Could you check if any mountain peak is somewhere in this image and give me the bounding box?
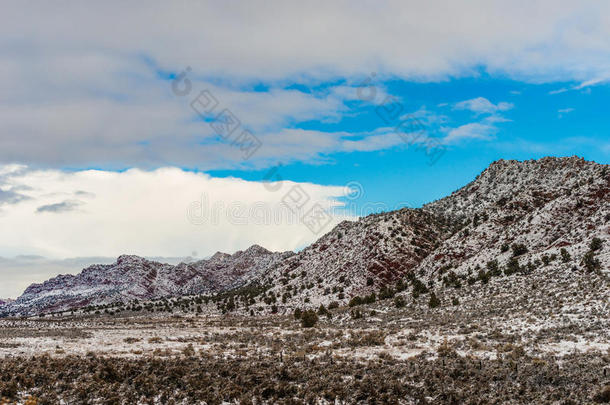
[116,254,146,266]
[210,251,230,261]
[244,244,271,255]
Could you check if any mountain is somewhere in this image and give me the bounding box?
[419,156,609,279]
[252,157,608,309]
[5,245,292,316]
[3,156,608,317]
[0,299,14,306]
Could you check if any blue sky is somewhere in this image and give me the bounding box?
[1,1,610,297]
[207,74,610,210]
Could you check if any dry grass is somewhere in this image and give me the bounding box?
[0,351,608,404]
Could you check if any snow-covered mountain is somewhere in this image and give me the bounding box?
[248,157,607,307]
[419,156,609,280]
[3,156,608,316]
[5,245,292,316]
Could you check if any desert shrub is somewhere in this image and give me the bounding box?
[394,296,406,308]
[511,243,528,257]
[0,341,604,403]
[560,248,571,263]
[363,292,376,304]
[594,385,610,403]
[477,269,490,284]
[590,237,603,252]
[486,260,501,276]
[182,344,195,357]
[500,243,510,253]
[437,339,455,357]
[1,379,18,398]
[428,292,440,308]
[378,287,395,300]
[300,310,318,328]
[348,331,386,347]
[328,301,339,310]
[366,277,374,286]
[452,297,460,306]
[443,271,462,288]
[583,251,601,272]
[504,258,521,276]
[348,296,363,307]
[411,277,428,298]
[293,308,302,320]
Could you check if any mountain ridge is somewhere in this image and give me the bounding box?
[3,156,608,317]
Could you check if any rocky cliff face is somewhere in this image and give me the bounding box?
[4,156,608,316]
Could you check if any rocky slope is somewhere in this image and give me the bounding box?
[3,156,608,317]
[419,156,609,280]
[4,245,292,316]
[238,157,607,311]
[253,208,456,308]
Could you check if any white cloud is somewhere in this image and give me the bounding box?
[443,122,497,144]
[549,73,610,94]
[454,97,514,114]
[558,107,575,118]
[0,165,352,261]
[1,2,610,168]
[0,70,363,169]
[549,87,569,95]
[3,1,609,82]
[341,132,405,152]
[573,75,610,90]
[442,98,513,144]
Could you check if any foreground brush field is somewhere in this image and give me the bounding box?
[1,270,609,405]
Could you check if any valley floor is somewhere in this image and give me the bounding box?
[1,284,609,404]
[1,267,609,404]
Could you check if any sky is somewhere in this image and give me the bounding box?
[1,1,610,297]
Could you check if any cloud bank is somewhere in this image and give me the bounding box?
[1,1,610,169]
[0,165,351,261]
